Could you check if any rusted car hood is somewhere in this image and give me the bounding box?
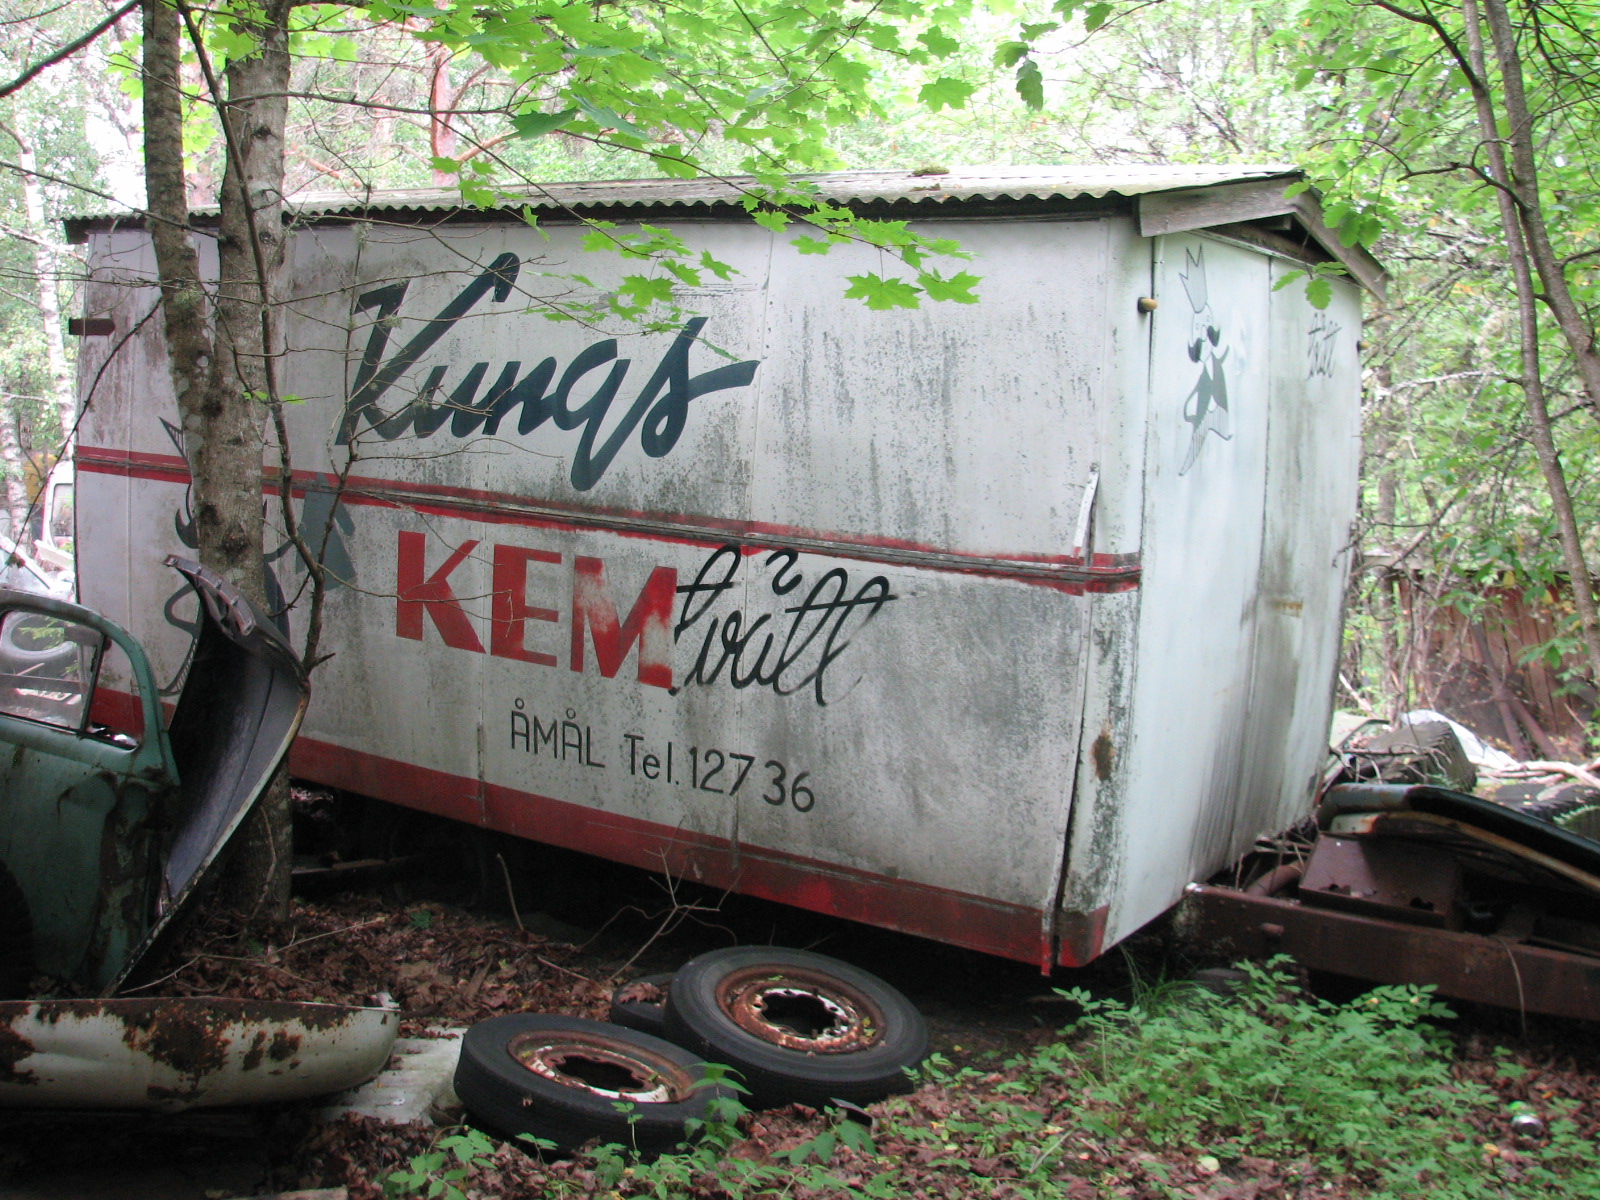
[0,997,397,1111]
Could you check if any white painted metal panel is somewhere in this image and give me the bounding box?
[1055,220,1155,961]
[72,186,1365,968]
[1236,265,1362,835]
[1102,234,1273,949]
[753,219,1109,557]
[76,213,1109,962]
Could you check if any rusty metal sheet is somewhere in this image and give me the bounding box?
[0,998,398,1111]
[1186,883,1600,1023]
[1298,835,1465,929]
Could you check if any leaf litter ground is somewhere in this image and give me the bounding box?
[2,881,1598,1199]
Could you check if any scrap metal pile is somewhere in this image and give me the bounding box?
[1189,716,1600,1021]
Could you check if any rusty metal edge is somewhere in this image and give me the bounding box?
[1184,883,1600,1023]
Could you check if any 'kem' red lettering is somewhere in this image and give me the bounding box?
[491,544,561,665]
[396,531,484,652]
[570,556,676,689]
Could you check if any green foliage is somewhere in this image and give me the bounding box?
[348,0,984,311]
[382,967,1600,1199]
[383,1126,500,1200]
[1272,262,1349,311]
[569,1073,881,1200]
[1047,963,1473,1182]
[1033,959,1600,1197]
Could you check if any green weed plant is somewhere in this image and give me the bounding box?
[386,961,1600,1199]
[1032,958,1600,1198]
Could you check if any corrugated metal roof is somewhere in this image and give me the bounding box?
[282,164,1300,218]
[65,164,1302,229]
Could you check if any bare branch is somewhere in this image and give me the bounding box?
[0,0,141,101]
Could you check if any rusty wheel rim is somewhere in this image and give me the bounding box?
[715,966,886,1054]
[507,1030,697,1103]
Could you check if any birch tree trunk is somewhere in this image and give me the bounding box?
[0,408,30,540]
[1479,0,1600,427]
[7,129,75,451]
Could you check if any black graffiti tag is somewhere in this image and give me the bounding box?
[1307,310,1342,378]
[337,254,760,491]
[673,546,897,706]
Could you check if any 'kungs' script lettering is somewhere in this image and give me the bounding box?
[337,253,761,490]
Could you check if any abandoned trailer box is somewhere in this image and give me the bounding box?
[68,166,1376,969]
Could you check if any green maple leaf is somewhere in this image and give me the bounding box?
[511,108,577,138]
[919,270,981,304]
[844,273,921,310]
[919,76,977,112]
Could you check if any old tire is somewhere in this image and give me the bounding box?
[609,973,674,1036]
[453,1014,730,1156]
[0,613,79,681]
[661,946,928,1109]
[0,858,34,999]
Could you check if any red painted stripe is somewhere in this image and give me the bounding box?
[75,445,1141,590]
[289,735,1055,967]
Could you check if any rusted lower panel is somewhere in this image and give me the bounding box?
[1186,884,1600,1022]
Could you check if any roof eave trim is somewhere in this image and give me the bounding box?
[1137,178,1388,301]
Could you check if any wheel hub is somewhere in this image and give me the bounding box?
[508,1032,693,1103]
[717,967,886,1053]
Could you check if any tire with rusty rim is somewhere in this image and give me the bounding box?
[453,1013,731,1156]
[609,973,674,1036]
[661,946,928,1109]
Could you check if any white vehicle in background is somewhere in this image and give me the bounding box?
[0,533,71,600]
[32,460,74,583]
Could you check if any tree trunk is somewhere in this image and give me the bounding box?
[143,0,296,920]
[1479,0,1600,427]
[190,5,287,597]
[1366,362,1405,712]
[7,128,75,451]
[1462,0,1600,685]
[202,0,294,921]
[0,406,30,539]
[429,42,460,185]
[141,0,210,422]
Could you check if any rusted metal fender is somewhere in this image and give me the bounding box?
[0,997,397,1111]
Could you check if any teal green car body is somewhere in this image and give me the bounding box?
[0,557,309,995]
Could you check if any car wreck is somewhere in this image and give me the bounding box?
[0,557,398,1110]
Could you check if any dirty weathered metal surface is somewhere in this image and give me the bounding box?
[0,997,398,1110]
[72,171,1364,968]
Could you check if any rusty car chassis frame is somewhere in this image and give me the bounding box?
[0,558,398,1110]
[1187,782,1600,1022]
